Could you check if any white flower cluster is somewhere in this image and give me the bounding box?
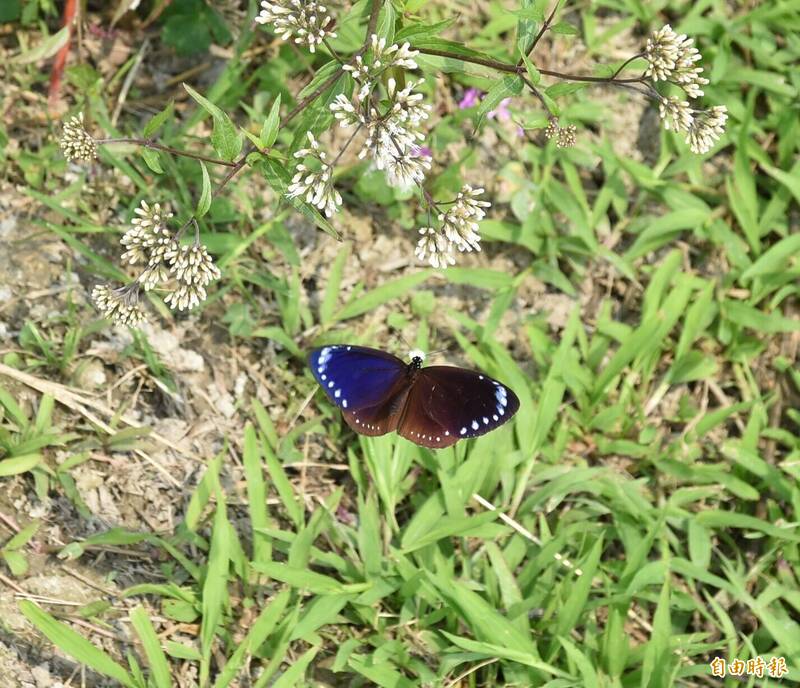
[92,284,145,326]
[332,67,432,190]
[362,79,432,189]
[343,34,420,100]
[93,200,221,323]
[645,25,708,98]
[415,185,491,269]
[255,0,335,53]
[287,132,342,217]
[657,97,728,154]
[289,37,433,213]
[165,243,221,311]
[269,22,491,269]
[644,25,728,154]
[59,112,97,163]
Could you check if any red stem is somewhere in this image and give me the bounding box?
[48,0,78,111]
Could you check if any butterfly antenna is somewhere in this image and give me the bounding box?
[426,347,449,360]
[471,493,584,578]
[388,328,413,352]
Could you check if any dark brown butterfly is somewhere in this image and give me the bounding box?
[309,345,519,448]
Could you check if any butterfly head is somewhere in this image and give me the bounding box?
[408,349,426,370]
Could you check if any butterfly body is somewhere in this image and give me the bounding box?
[309,345,519,448]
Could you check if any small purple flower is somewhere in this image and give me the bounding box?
[459,88,482,109]
[488,97,512,122]
[412,145,433,158]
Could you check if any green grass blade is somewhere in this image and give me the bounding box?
[199,483,232,687]
[243,422,271,566]
[19,601,136,687]
[129,606,171,688]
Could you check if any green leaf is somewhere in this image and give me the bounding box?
[141,148,164,174]
[13,26,70,64]
[320,242,350,325]
[243,423,271,566]
[212,589,290,688]
[196,161,212,218]
[394,19,454,43]
[477,75,524,126]
[0,454,41,477]
[183,83,242,161]
[261,94,282,148]
[19,601,135,687]
[667,351,718,384]
[441,632,568,675]
[507,7,546,20]
[143,100,174,138]
[550,20,578,35]
[336,271,431,321]
[374,3,396,44]
[515,0,540,55]
[0,384,30,427]
[558,636,599,687]
[262,437,304,528]
[740,233,800,281]
[2,551,28,576]
[520,51,541,85]
[3,519,41,550]
[722,301,800,333]
[129,607,171,688]
[165,641,202,661]
[253,562,369,595]
[199,484,232,686]
[271,645,320,688]
[696,511,800,542]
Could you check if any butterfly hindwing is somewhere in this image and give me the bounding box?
[397,366,519,448]
[309,345,407,412]
[342,382,411,437]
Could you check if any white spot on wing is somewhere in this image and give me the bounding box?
[471,420,479,430]
[460,427,467,435]
[342,400,348,408]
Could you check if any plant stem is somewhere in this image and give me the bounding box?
[323,37,345,65]
[519,76,553,117]
[415,46,645,85]
[518,1,560,65]
[330,124,364,167]
[96,138,238,167]
[610,53,644,79]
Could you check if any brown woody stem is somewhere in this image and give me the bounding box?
[96,138,238,167]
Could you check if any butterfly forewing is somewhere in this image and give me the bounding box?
[398,366,519,448]
[309,345,407,412]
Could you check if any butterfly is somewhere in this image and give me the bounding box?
[309,345,519,448]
